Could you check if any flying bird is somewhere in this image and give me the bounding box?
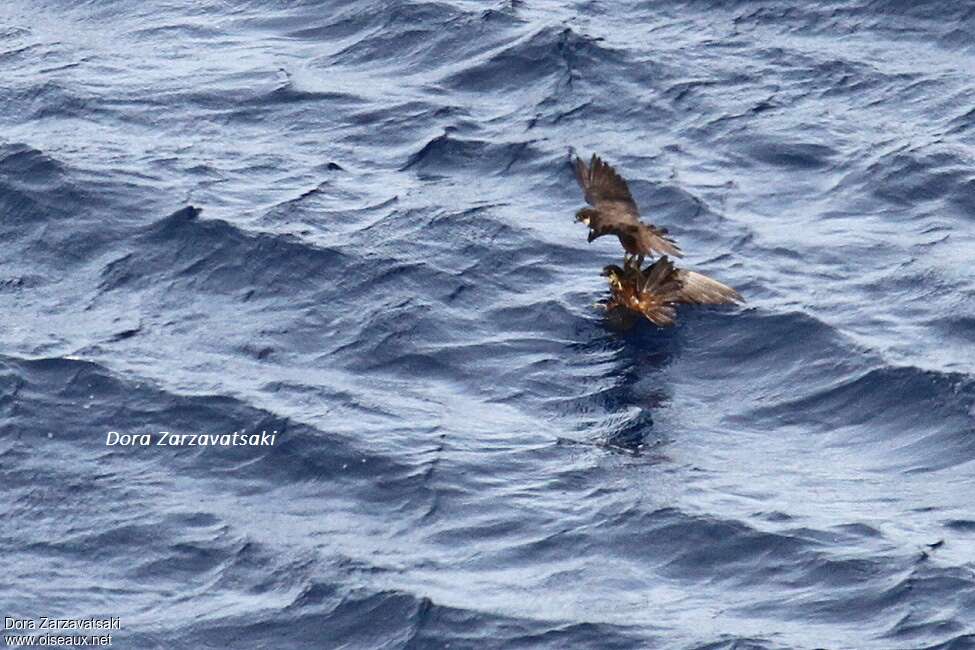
[601,257,743,327]
[574,153,681,266]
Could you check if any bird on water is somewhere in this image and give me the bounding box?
[601,257,743,327]
[573,153,742,326]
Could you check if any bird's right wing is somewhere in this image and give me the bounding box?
[575,154,637,210]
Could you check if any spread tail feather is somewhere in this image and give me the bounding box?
[637,257,682,326]
[640,303,677,327]
[640,256,683,295]
[637,223,683,258]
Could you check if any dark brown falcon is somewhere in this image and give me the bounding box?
[574,154,681,265]
[601,257,743,327]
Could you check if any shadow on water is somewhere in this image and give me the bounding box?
[562,308,683,454]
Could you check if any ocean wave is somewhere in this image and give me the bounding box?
[3,0,975,646]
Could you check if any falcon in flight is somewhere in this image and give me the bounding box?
[574,153,681,266]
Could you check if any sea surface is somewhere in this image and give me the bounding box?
[2,1,975,648]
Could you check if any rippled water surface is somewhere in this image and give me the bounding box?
[2,1,975,648]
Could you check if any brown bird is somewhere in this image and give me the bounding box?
[574,153,682,266]
[601,257,743,327]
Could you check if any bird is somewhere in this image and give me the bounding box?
[574,153,681,267]
[601,256,743,327]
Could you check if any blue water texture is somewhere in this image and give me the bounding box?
[2,1,975,648]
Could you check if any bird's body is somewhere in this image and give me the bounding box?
[602,259,682,327]
[574,154,681,265]
[602,258,743,327]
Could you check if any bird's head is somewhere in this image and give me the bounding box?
[601,264,625,290]
[575,207,597,226]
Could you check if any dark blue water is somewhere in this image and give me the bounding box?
[2,1,975,648]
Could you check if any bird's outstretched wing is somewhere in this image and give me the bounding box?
[575,154,683,258]
[675,270,743,305]
[640,262,743,305]
[603,258,742,327]
[574,154,637,210]
[640,258,743,323]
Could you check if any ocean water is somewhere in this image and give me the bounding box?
[2,1,975,648]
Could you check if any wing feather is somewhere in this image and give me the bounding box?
[640,303,677,327]
[587,154,637,206]
[673,270,743,305]
[573,156,591,199]
[640,257,682,295]
[574,155,636,209]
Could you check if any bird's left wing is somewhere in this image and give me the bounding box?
[672,270,743,305]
